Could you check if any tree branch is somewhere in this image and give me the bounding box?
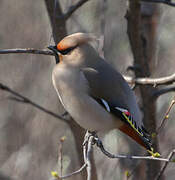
[155,149,175,180]
[0,83,68,122]
[126,1,162,178]
[141,0,175,7]
[156,98,175,134]
[44,0,67,43]
[62,0,90,20]
[95,136,173,162]
[0,48,54,56]
[152,85,175,98]
[124,73,175,85]
[52,163,87,179]
[51,131,94,180]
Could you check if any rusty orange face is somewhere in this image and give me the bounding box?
[57,42,69,52]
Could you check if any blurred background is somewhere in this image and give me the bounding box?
[0,0,175,179]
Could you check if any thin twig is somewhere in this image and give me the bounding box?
[58,163,87,179]
[58,137,66,176]
[0,83,68,122]
[141,0,175,7]
[124,73,175,86]
[152,85,175,98]
[156,98,175,134]
[155,149,175,180]
[53,132,94,179]
[95,136,173,162]
[62,0,89,20]
[0,48,54,56]
[52,138,87,180]
[98,0,107,58]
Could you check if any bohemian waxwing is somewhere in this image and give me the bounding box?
[48,32,154,153]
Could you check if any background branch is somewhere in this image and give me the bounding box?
[155,149,175,180]
[0,48,54,56]
[45,0,66,43]
[127,0,161,179]
[141,0,175,7]
[0,83,68,122]
[52,164,87,179]
[62,0,89,20]
[124,73,175,85]
[51,132,94,180]
[156,98,175,134]
[152,85,175,98]
[95,136,174,162]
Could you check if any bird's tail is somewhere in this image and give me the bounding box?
[119,124,152,150]
[119,124,160,157]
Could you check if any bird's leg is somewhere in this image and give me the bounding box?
[83,130,97,146]
[83,131,96,164]
[93,134,103,147]
[83,131,100,147]
[83,131,89,146]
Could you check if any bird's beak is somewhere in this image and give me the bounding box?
[47,45,57,51]
[47,45,60,64]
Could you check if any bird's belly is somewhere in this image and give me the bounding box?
[59,92,122,131]
[52,67,123,131]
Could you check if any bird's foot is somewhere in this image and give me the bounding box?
[147,148,161,157]
[83,130,97,146]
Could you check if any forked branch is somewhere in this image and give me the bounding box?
[0,83,68,122]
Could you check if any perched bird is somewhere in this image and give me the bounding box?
[48,33,154,154]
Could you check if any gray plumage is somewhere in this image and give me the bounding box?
[49,33,152,151]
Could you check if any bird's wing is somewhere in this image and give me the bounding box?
[82,67,152,151]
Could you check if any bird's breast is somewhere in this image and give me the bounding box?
[52,66,121,131]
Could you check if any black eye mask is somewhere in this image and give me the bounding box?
[59,45,77,55]
[47,45,77,64]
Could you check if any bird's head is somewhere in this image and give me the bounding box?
[48,32,98,65]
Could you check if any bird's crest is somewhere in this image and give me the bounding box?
[57,32,97,52]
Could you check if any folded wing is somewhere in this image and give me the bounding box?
[82,66,152,151]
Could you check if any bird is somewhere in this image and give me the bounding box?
[48,32,155,155]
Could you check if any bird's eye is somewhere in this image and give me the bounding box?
[59,46,77,55]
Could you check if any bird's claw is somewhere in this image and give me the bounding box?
[83,131,97,146]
